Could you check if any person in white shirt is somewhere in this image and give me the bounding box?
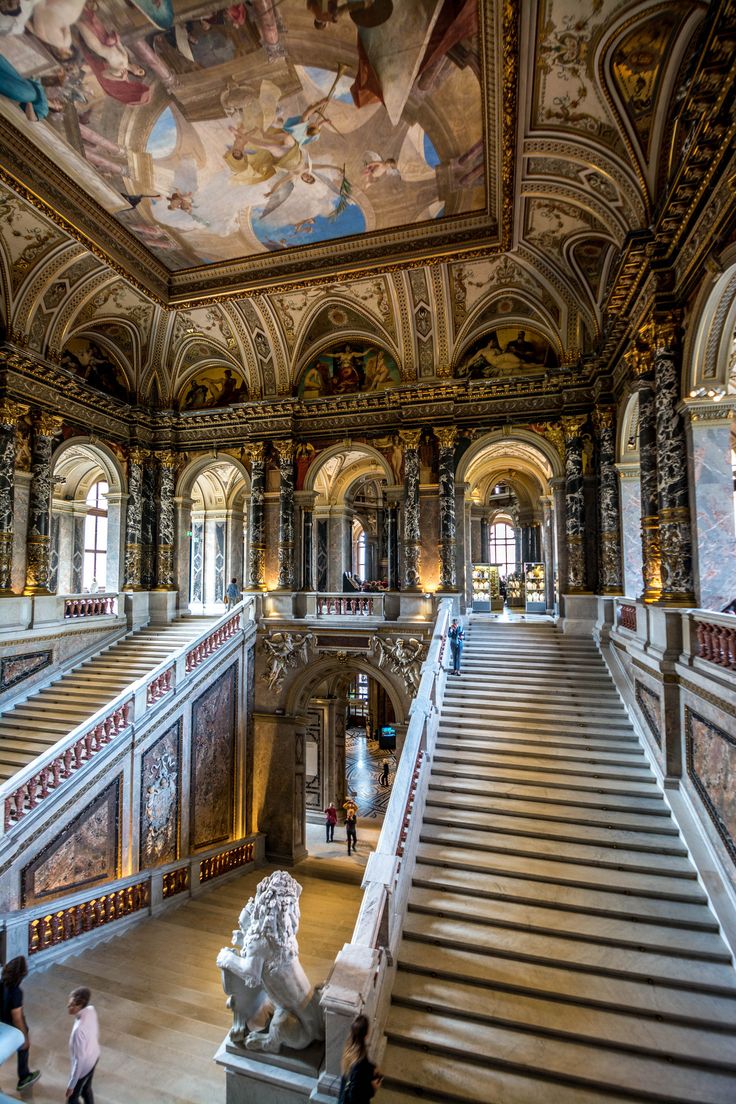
[66,987,100,1103]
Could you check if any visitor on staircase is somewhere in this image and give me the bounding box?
[66,987,100,1104]
[339,1014,383,1103]
[1,956,40,1092]
[447,618,464,675]
[325,802,337,842]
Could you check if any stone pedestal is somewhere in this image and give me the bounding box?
[215,1039,321,1104]
[124,590,151,630]
[560,593,599,635]
[149,590,177,624]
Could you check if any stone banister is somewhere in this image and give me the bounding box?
[690,610,736,673]
[314,592,384,617]
[0,600,252,837]
[63,593,117,619]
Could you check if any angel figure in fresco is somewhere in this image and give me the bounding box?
[257,157,353,229]
[362,152,401,187]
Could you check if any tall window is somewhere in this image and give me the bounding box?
[489,521,516,576]
[353,523,367,580]
[84,481,108,590]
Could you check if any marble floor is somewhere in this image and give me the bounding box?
[0,865,363,1104]
[345,726,395,820]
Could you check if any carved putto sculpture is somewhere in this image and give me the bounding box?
[216,870,324,1054]
[262,631,314,693]
[370,635,425,695]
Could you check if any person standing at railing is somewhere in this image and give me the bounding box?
[447,618,465,675]
[0,956,40,1092]
[225,578,240,609]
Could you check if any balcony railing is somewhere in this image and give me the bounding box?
[617,602,637,631]
[695,614,736,672]
[63,594,117,619]
[315,592,384,617]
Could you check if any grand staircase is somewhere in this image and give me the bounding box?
[0,617,218,784]
[381,619,736,1103]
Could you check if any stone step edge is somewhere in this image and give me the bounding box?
[427,783,671,816]
[423,797,680,835]
[430,769,657,798]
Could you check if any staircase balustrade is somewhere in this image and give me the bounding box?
[695,615,736,671]
[315,592,381,617]
[63,594,117,619]
[617,602,637,631]
[0,600,252,838]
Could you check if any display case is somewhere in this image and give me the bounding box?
[506,572,523,608]
[472,564,502,611]
[524,562,546,612]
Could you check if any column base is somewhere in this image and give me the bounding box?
[22,586,53,597]
[655,593,697,608]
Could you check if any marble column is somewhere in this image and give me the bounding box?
[123,448,146,590]
[683,398,736,612]
[632,341,663,602]
[654,316,695,604]
[295,490,316,590]
[386,495,400,590]
[274,440,296,590]
[540,495,554,609]
[71,508,86,594]
[399,430,422,590]
[155,451,177,590]
[247,443,266,590]
[435,426,458,590]
[561,415,588,592]
[593,408,623,594]
[174,494,193,602]
[53,500,75,594]
[141,462,156,591]
[616,463,643,599]
[24,413,63,595]
[479,516,488,563]
[0,400,28,594]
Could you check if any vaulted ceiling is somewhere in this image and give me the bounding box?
[0,0,732,410]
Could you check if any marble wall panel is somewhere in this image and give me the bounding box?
[686,708,736,865]
[635,679,662,747]
[0,650,52,690]
[139,722,180,869]
[190,664,236,850]
[690,422,736,612]
[619,477,643,598]
[21,779,120,906]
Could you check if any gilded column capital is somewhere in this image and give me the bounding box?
[128,446,149,466]
[273,439,296,463]
[156,450,178,468]
[433,426,458,450]
[246,442,266,464]
[35,413,63,438]
[0,400,28,427]
[539,422,565,460]
[561,414,587,441]
[398,429,422,450]
[592,408,615,434]
[653,311,682,354]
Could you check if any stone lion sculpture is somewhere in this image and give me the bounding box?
[216,870,324,1054]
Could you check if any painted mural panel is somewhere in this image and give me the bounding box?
[179,365,248,409]
[21,779,120,906]
[190,663,236,850]
[296,343,400,399]
[0,649,52,690]
[0,1,483,270]
[139,722,180,869]
[456,325,559,379]
[686,709,736,864]
[61,336,132,402]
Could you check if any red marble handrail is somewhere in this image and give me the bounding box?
[618,603,637,631]
[147,665,173,704]
[316,595,376,616]
[696,618,736,671]
[4,698,133,831]
[28,879,150,956]
[64,595,116,618]
[185,611,241,673]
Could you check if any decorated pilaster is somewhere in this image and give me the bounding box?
[155,451,177,590]
[653,314,695,604]
[435,426,458,590]
[631,337,662,602]
[479,516,488,563]
[123,447,147,590]
[399,430,422,590]
[0,400,28,594]
[23,413,63,595]
[247,442,266,590]
[616,463,643,599]
[274,439,295,590]
[593,408,623,594]
[561,415,588,592]
[385,487,401,590]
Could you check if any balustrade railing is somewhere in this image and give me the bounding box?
[0,600,251,839]
[315,593,382,616]
[695,615,736,671]
[617,602,637,631]
[63,594,117,619]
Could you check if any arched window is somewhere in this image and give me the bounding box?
[356,529,367,579]
[84,480,108,590]
[490,521,516,576]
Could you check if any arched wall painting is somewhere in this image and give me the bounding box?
[457,326,559,379]
[0,1,484,270]
[296,344,400,399]
[179,366,248,409]
[61,337,132,402]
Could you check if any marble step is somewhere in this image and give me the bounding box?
[440,677,621,697]
[442,688,627,712]
[424,788,677,831]
[433,746,648,774]
[428,774,669,812]
[436,730,641,751]
[419,824,696,881]
[421,807,686,856]
[10,701,103,721]
[430,761,657,794]
[434,737,646,766]
[439,703,633,729]
[437,717,632,740]
[390,969,736,1068]
[406,887,727,961]
[397,938,736,1026]
[415,842,708,904]
[402,912,736,993]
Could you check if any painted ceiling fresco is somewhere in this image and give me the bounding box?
[296,341,400,399]
[456,326,559,379]
[0,0,483,272]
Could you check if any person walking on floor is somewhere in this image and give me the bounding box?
[338,1014,383,1102]
[448,618,465,675]
[324,802,337,842]
[345,809,358,856]
[225,577,240,609]
[379,758,390,787]
[0,955,40,1092]
[66,987,100,1103]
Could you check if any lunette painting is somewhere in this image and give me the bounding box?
[0,0,483,271]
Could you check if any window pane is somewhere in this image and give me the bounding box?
[95,515,108,550]
[83,552,96,589]
[84,514,96,550]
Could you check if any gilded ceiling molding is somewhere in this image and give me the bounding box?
[429,266,451,378]
[522,138,646,227]
[253,295,289,396]
[220,303,263,399]
[11,242,88,340]
[389,273,415,382]
[45,270,117,360]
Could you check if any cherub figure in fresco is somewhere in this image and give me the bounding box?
[362,152,401,187]
[77,3,146,81]
[167,189,194,214]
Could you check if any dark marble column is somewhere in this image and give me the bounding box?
[302,511,312,589]
[653,316,695,604]
[123,447,147,590]
[593,408,623,594]
[399,430,422,590]
[632,339,663,602]
[24,413,63,596]
[435,426,458,590]
[386,500,399,590]
[479,516,488,563]
[247,442,266,590]
[141,462,156,590]
[72,512,85,594]
[561,415,588,592]
[274,440,295,590]
[155,451,177,589]
[0,400,28,594]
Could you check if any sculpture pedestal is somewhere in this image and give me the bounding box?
[215,1037,322,1104]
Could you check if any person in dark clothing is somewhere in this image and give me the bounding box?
[379,758,390,786]
[345,810,358,855]
[447,618,464,675]
[1,956,40,1092]
[324,802,337,842]
[339,1014,382,1103]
